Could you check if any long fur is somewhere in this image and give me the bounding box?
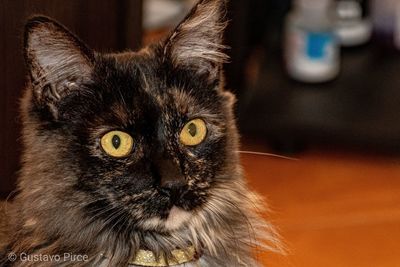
[0,1,281,266]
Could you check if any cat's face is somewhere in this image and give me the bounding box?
[23,0,237,232]
[62,52,232,231]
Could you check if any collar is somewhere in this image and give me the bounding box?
[129,246,197,266]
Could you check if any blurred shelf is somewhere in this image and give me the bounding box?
[238,44,400,153]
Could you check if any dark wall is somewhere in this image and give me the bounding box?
[0,0,143,199]
[225,0,291,94]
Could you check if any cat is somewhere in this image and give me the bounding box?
[0,0,280,266]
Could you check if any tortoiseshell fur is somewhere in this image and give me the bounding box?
[0,1,279,266]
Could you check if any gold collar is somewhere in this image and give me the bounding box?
[129,246,197,266]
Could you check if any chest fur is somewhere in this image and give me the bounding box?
[97,260,201,267]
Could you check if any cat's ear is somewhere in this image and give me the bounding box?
[163,0,229,81]
[24,16,94,112]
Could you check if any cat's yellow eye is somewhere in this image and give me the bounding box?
[101,131,133,158]
[180,119,207,146]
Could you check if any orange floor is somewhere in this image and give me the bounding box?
[241,147,400,267]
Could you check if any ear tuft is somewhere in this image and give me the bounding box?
[24,16,94,112]
[164,0,229,79]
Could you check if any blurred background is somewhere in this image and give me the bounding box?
[1,0,400,266]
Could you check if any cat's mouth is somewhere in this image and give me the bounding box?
[157,183,208,212]
[137,187,207,232]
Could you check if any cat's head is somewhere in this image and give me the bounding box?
[22,0,239,234]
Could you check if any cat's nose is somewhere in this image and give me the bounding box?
[152,158,186,191]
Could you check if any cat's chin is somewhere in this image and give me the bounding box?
[164,206,192,231]
[140,206,192,232]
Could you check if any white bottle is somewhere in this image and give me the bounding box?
[285,0,340,83]
[335,0,372,47]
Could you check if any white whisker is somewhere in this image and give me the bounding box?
[238,151,299,161]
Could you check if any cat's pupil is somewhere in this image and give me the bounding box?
[188,123,197,137]
[112,135,121,149]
